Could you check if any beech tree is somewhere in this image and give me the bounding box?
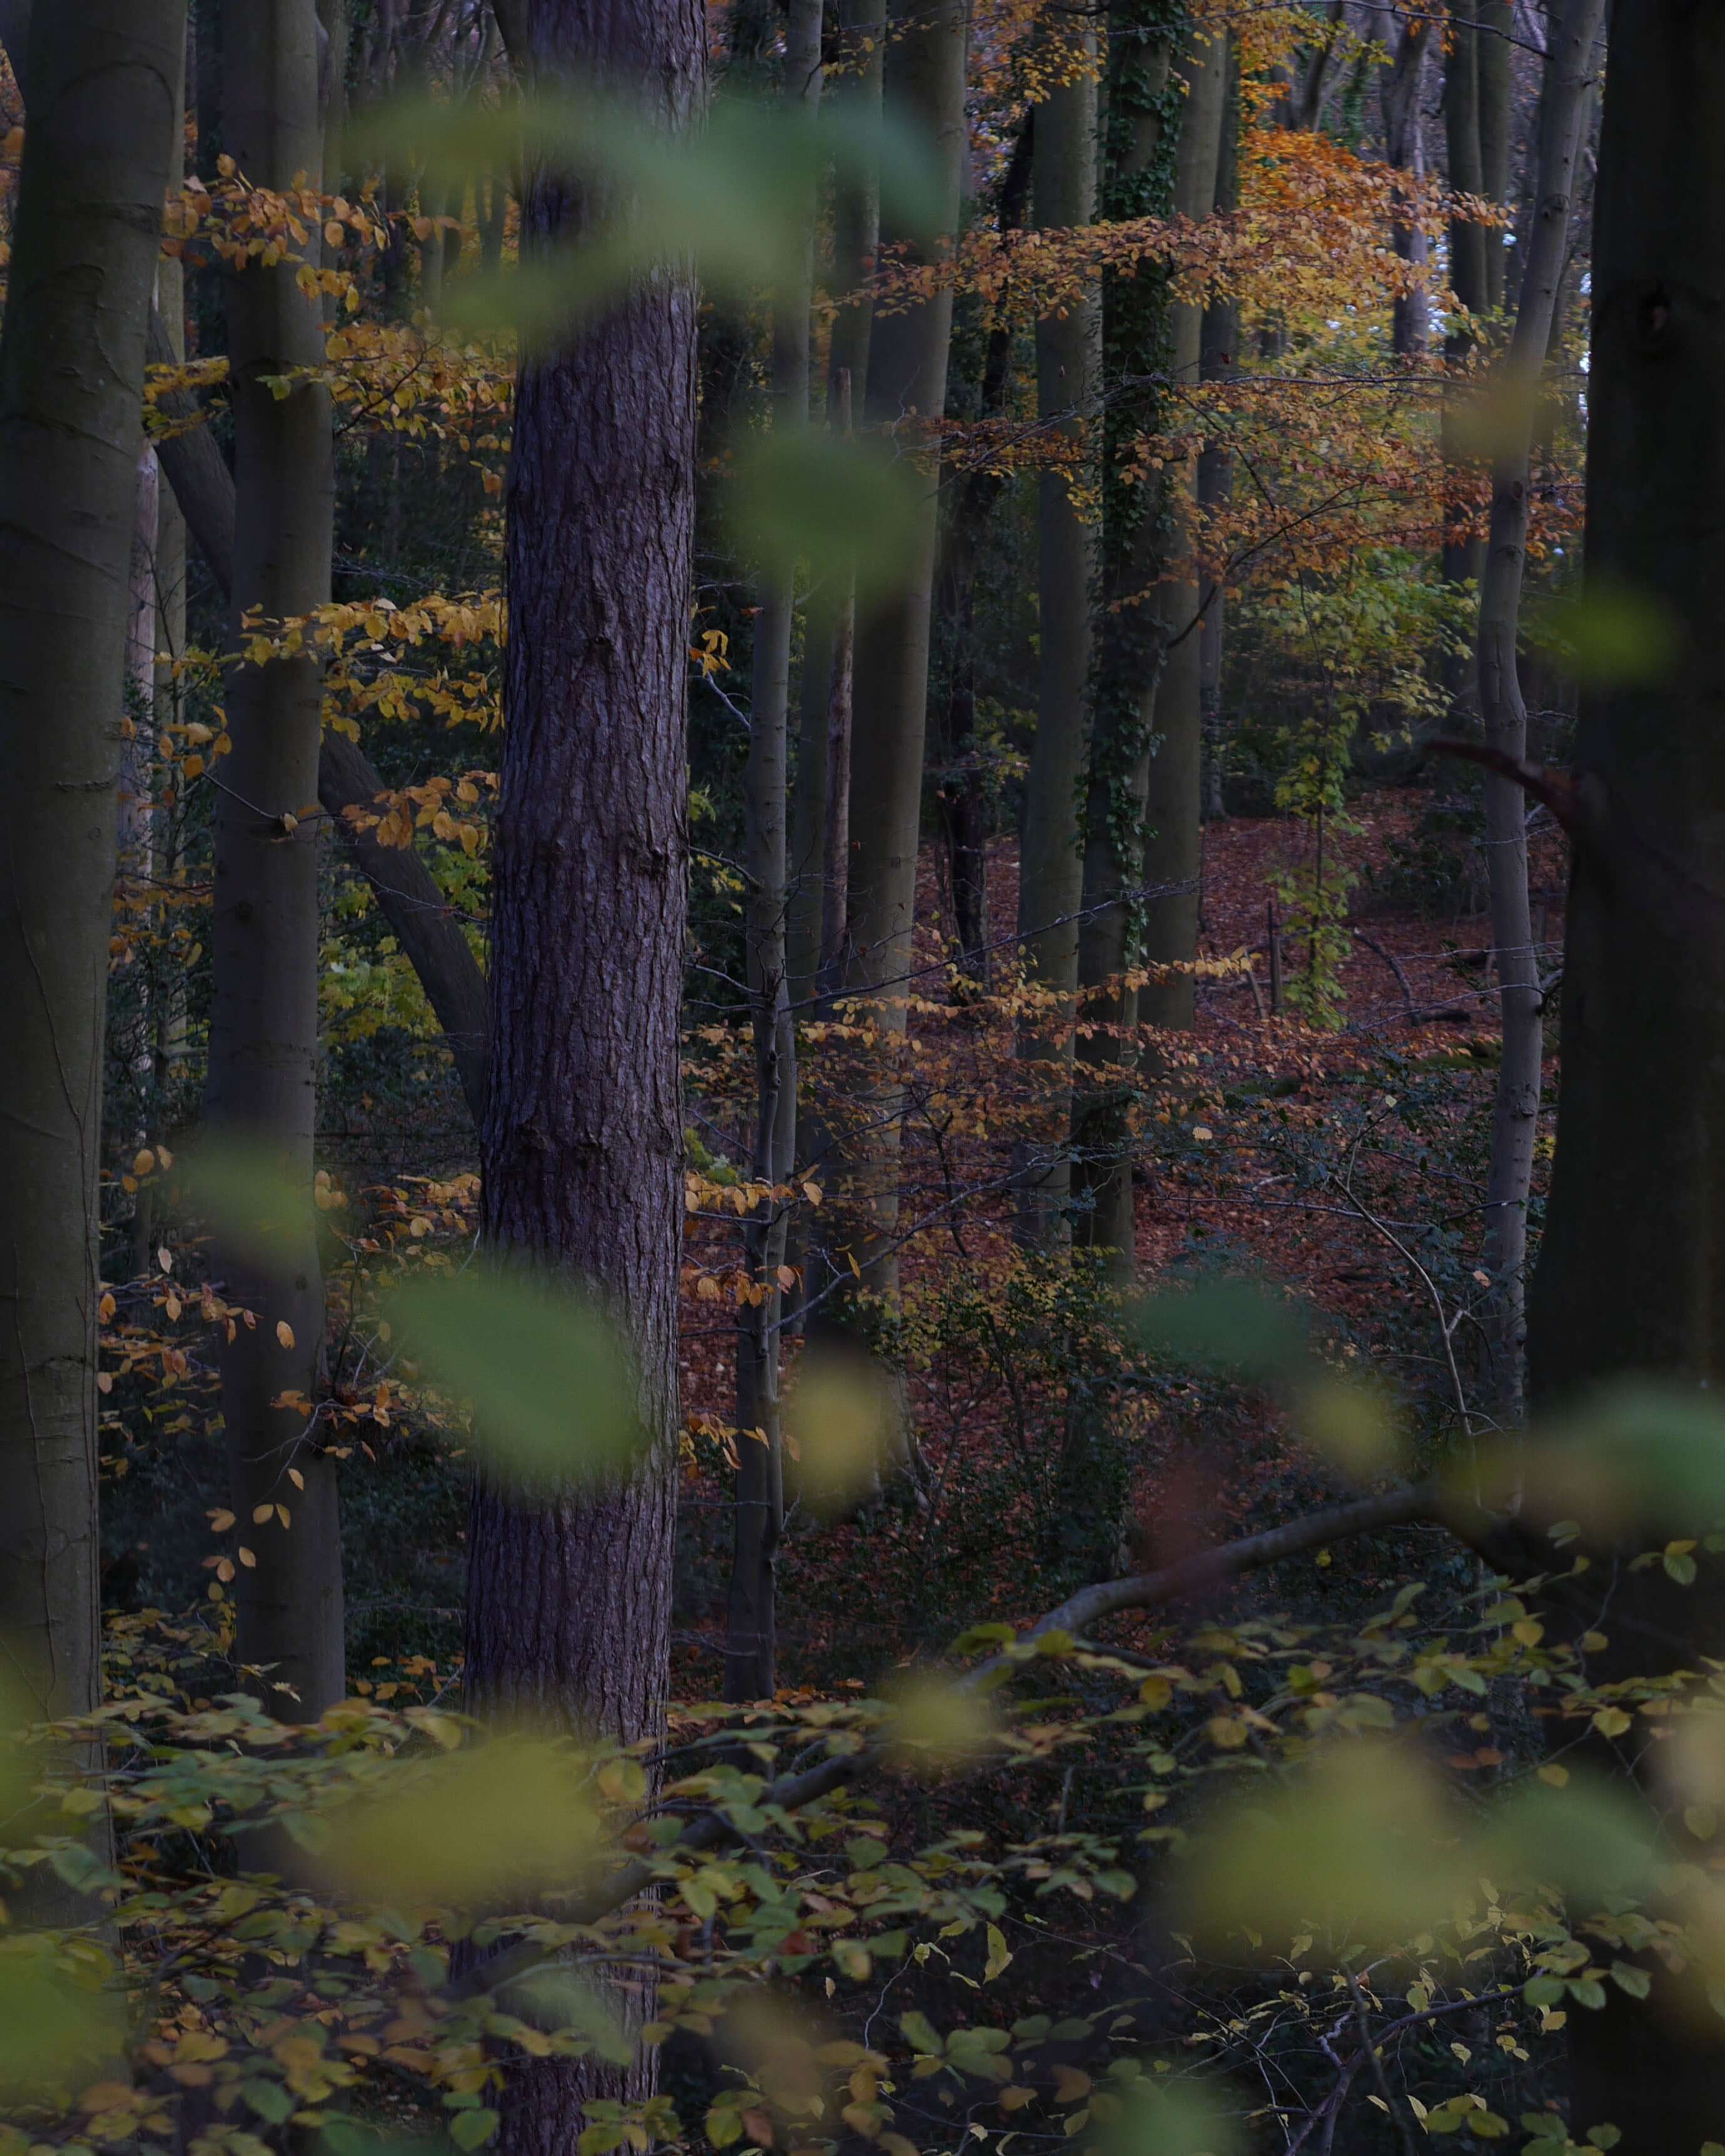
[203,0,345,1720]
[0,0,185,1724]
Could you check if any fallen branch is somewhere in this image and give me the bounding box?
[447,1477,1525,2002]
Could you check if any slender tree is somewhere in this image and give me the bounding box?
[0,0,185,1731]
[1524,6,1725,2140]
[1472,0,1604,1429]
[787,0,884,1007]
[204,0,345,1719]
[1071,1,1179,1280]
[463,0,702,2140]
[1380,9,1431,357]
[840,0,969,1289]
[1138,27,1228,1037]
[726,0,824,1707]
[1013,49,1098,1244]
[1198,42,1240,820]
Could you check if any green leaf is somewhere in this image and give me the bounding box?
[983,1924,1013,1982]
[1608,1962,1651,2000]
[899,2011,943,2057]
[450,2110,500,2149]
[727,428,924,605]
[242,2078,296,2126]
[1128,1279,1308,1383]
[387,1268,642,1488]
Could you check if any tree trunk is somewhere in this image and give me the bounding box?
[205,0,345,1721]
[787,0,884,1009]
[142,306,493,1126]
[930,112,1034,990]
[1476,0,1512,315]
[1382,9,1431,357]
[463,0,701,2142]
[1138,29,1228,1036]
[1474,0,1604,1432]
[841,0,969,1290]
[1013,56,1096,1246]
[725,0,822,1709]
[0,0,184,1735]
[1071,6,1178,1281]
[1524,8,1725,2144]
[1441,2,1489,725]
[1198,45,1240,824]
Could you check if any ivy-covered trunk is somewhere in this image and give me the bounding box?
[1071,2,1182,1282]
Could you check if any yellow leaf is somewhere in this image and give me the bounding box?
[133,1148,156,1176]
[252,1504,273,1525]
[276,1319,295,1349]
[210,1508,235,1532]
[1593,1706,1632,1740]
[238,1546,256,1568]
[289,1468,305,1490]
[1536,1763,1569,1788]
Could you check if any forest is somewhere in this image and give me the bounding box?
[1,1,1722,2152]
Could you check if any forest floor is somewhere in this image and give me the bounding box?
[677,783,1571,1686]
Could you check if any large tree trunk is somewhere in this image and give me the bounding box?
[725,0,822,1708]
[205,0,345,1720]
[1013,58,1097,1246]
[1474,0,1604,1431]
[1524,9,1725,2144]
[1138,30,1227,1037]
[0,0,184,1733]
[463,0,701,2142]
[840,0,969,1292]
[1070,6,1178,1281]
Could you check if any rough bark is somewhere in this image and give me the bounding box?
[1138,29,1227,1035]
[1070,5,1178,1281]
[1474,0,1603,1431]
[205,0,345,1721]
[1524,8,1725,2143]
[840,0,969,1287]
[0,0,184,1733]
[1013,58,1097,1246]
[463,0,701,2141]
[725,0,822,1708]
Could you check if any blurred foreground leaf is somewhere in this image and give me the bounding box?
[729,428,925,602]
[387,1269,643,1489]
[1128,1280,1308,1385]
[311,1733,607,1911]
[1525,578,1682,688]
[787,1346,899,1516]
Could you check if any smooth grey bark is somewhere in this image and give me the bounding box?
[0,0,185,1733]
[840,0,968,1286]
[786,0,883,1007]
[725,0,822,1708]
[205,0,345,1720]
[463,0,701,2142]
[1476,0,1512,314]
[1524,9,1725,2141]
[1473,0,1605,1429]
[1013,48,1097,1245]
[1444,1,1487,323]
[1138,29,1228,1037]
[142,308,492,1126]
[1381,8,1431,356]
